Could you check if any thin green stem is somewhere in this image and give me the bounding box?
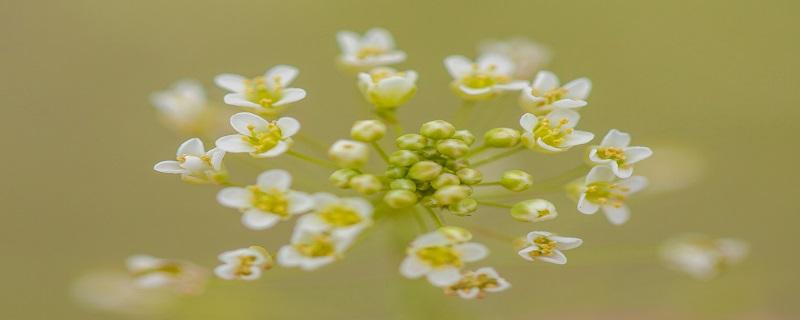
[475,181,501,187]
[422,206,444,228]
[464,144,490,159]
[528,163,590,192]
[286,150,338,169]
[472,146,524,167]
[411,207,428,232]
[476,200,513,209]
[371,142,390,163]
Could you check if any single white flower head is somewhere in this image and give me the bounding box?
[277,227,354,271]
[444,267,511,299]
[661,234,749,280]
[214,246,273,281]
[444,54,527,101]
[71,271,175,316]
[520,71,591,115]
[399,229,489,287]
[357,67,418,108]
[517,231,582,265]
[519,110,594,153]
[337,28,406,69]
[479,37,551,80]
[589,129,653,178]
[577,166,648,225]
[153,138,226,184]
[150,79,207,128]
[125,255,207,294]
[328,139,370,168]
[296,193,374,240]
[215,112,299,158]
[510,199,558,222]
[217,169,313,230]
[214,65,306,116]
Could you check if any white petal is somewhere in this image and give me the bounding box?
[617,176,649,194]
[525,231,552,243]
[242,210,281,230]
[312,192,339,209]
[213,264,235,280]
[601,129,631,147]
[288,191,314,214]
[217,187,251,209]
[399,257,431,279]
[444,55,473,79]
[224,93,261,109]
[546,109,581,129]
[411,232,451,248]
[153,161,184,174]
[563,131,595,147]
[536,138,564,152]
[532,71,559,92]
[517,246,537,261]
[265,65,299,86]
[455,243,489,262]
[277,246,303,267]
[603,205,630,225]
[457,85,492,96]
[475,267,499,278]
[299,256,336,271]
[176,138,205,157]
[552,236,583,250]
[494,80,529,91]
[426,267,461,287]
[625,147,653,164]
[253,140,289,158]
[273,88,306,106]
[364,28,395,49]
[230,112,268,135]
[373,76,415,102]
[276,117,300,137]
[336,31,360,53]
[577,193,600,214]
[215,135,255,153]
[257,169,291,191]
[180,156,206,173]
[519,113,538,132]
[214,74,246,92]
[342,197,374,218]
[562,78,592,100]
[457,288,481,299]
[614,164,634,178]
[585,166,615,184]
[207,148,226,170]
[537,250,568,264]
[551,99,587,109]
[126,255,160,271]
[238,267,262,281]
[477,53,514,76]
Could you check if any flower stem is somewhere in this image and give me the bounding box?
[371,142,390,163]
[286,150,338,169]
[474,181,501,187]
[475,200,512,209]
[472,146,524,167]
[422,206,444,228]
[411,207,428,232]
[529,163,590,192]
[464,144,490,159]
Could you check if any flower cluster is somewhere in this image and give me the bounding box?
[661,234,749,280]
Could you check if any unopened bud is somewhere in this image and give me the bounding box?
[328,140,369,168]
[407,161,442,181]
[510,199,558,222]
[431,173,460,189]
[420,120,455,139]
[383,189,418,208]
[350,120,386,142]
[438,226,473,242]
[349,174,383,195]
[500,170,533,192]
[484,128,521,148]
[452,130,476,146]
[456,168,482,185]
[449,198,478,216]
[384,166,408,179]
[329,168,359,188]
[396,134,428,150]
[389,150,420,167]
[436,139,470,158]
[433,185,472,205]
[390,178,416,191]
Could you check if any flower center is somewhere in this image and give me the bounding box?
[132,262,183,278]
[294,235,336,257]
[234,255,258,277]
[596,147,627,166]
[416,246,462,267]
[533,118,572,147]
[244,76,283,108]
[585,182,628,207]
[460,64,509,89]
[528,236,557,257]
[249,186,289,216]
[532,87,567,107]
[536,209,551,218]
[244,123,283,154]
[369,68,402,84]
[319,203,362,227]
[356,46,387,60]
[446,272,500,294]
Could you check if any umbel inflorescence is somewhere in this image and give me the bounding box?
[146,28,654,299]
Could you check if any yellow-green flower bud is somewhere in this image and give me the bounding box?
[329,168,359,188]
[420,195,439,208]
[383,189,418,208]
[446,159,470,171]
[328,140,369,168]
[456,168,483,185]
[350,120,386,142]
[349,174,383,195]
[390,178,416,191]
[436,139,470,158]
[408,161,442,181]
[433,185,472,205]
[358,68,418,109]
[385,166,408,179]
[431,173,460,189]
[389,150,420,167]
[484,128,521,148]
[449,198,478,216]
[396,134,428,150]
[420,120,455,139]
[510,199,558,222]
[500,170,533,192]
[438,226,473,242]
[452,130,476,146]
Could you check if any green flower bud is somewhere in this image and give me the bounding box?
[500,170,533,192]
[390,178,416,191]
[449,198,478,216]
[431,173,460,189]
[383,190,418,208]
[436,139,470,158]
[452,130,476,146]
[389,150,420,167]
[396,134,428,150]
[433,185,472,205]
[350,120,386,142]
[438,226,473,242]
[456,168,482,185]
[329,168,359,188]
[420,120,455,139]
[385,166,408,179]
[349,174,383,195]
[446,159,470,171]
[407,161,442,181]
[511,199,558,222]
[420,195,439,208]
[484,128,521,148]
[328,140,369,168]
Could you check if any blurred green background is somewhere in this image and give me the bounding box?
[2,0,799,319]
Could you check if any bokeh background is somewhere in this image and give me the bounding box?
[3,0,799,319]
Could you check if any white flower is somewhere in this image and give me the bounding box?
[577,166,648,225]
[153,138,226,184]
[357,67,417,108]
[589,129,653,178]
[444,267,511,299]
[277,227,354,271]
[519,71,591,115]
[215,112,299,158]
[125,255,207,294]
[519,110,594,153]
[217,169,314,230]
[214,65,306,115]
[478,37,551,80]
[337,28,406,69]
[150,79,207,127]
[214,246,272,281]
[510,199,558,223]
[517,231,582,265]
[661,234,749,280]
[444,54,528,101]
[328,139,370,168]
[296,193,373,240]
[399,229,489,287]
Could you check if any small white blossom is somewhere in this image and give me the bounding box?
[444,54,527,101]
[277,227,354,271]
[577,166,648,225]
[479,38,551,80]
[519,110,594,153]
[510,199,558,223]
[125,255,207,294]
[215,112,299,158]
[328,139,370,168]
[517,231,582,265]
[296,193,373,240]
[519,71,591,115]
[214,246,273,281]
[214,65,306,116]
[153,138,226,184]
[589,129,653,178]
[150,80,207,128]
[661,235,749,280]
[357,67,418,108]
[217,169,314,230]
[337,28,406,69]
[400,229,489,287]
[444,267,511,299]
